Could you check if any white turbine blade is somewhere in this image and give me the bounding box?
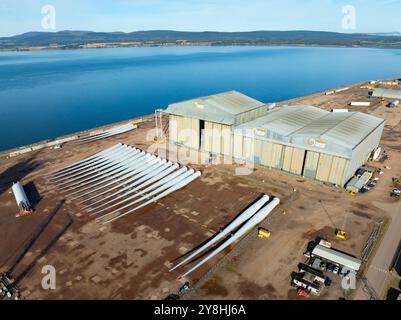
[51,145,130,181]
[68,152,150,198]
[76,131,111,143]
[56,147,136,185]
[180,197,280,278]
[102,171,201,224]
[82,163,179,207]
[94,169,195,220]
[49,146,126,180]
[49,143,123,175]
[169,194,270,272]
[77,161,177,203]
[58,150,145,189]
[66,157,165,194]
[75,125,132,143]
[87,166,188,213]
[76,124,137,144]
[54,146,134,183]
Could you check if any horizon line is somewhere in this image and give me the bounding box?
[2,29,401,38]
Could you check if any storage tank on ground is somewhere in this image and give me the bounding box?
[11,182,33,217]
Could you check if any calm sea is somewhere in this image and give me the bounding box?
[1,46,401,151]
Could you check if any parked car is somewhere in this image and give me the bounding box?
[333,266,340,275]
[324,277,332,287]
[339,269,351,278]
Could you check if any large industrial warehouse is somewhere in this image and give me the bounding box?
[371,88,401,99]
[165,91,385,186]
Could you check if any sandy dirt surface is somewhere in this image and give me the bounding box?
[0,80,400,300]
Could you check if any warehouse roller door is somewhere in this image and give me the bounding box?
[190,118,200,150]
[272,143,284,169]
[221,125,232,156]
[176,116,184,144]
[233,134,243,159]
[303,151,320,179]
[254,139,263,165]
[182,117,192,147]
[265,142,275,167]
[169,115,178,142]
[243,137,254,162]
[204,121,213,152]
[282,146,293,172]
[290,148,305,175]
[212,123,222,154]
[316,154,334,182]
[260,141,271,166]
[328,156,349,185]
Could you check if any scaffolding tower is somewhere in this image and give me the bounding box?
[155,109,165,142]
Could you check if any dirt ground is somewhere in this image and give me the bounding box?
[0,80,400,300]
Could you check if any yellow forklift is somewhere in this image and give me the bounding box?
[319,201,348,241]
[335,230,347,240]
[258,227,271,239]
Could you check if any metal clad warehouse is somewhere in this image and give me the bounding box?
[371,88,401,99]
[165,91,385,186]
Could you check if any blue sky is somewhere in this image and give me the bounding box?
[0,0,400,37]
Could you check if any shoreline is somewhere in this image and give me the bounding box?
[0,115,151,160]
[2,42,401,53]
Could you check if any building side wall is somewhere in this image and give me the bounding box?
[345,121,385,185]
[169,115,200,150]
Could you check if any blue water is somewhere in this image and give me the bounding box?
[1,46,401,152]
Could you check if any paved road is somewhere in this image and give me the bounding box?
[354,201,401,299]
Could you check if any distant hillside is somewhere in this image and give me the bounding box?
[1,30,401,50]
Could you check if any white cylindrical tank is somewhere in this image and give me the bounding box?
[11,182,32,215]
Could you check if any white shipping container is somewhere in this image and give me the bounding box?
[349,102,371,107]
[331,109,349,113]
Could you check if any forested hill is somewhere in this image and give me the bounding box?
[1,30,401,50]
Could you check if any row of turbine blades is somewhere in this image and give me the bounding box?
[47,143,201,224]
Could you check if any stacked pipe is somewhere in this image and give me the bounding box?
[169,194,280,278]
[47,143,201,224]
[75,123,137,144]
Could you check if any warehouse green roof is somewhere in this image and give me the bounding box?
[236,105,385,153]
[164,91,266,125]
